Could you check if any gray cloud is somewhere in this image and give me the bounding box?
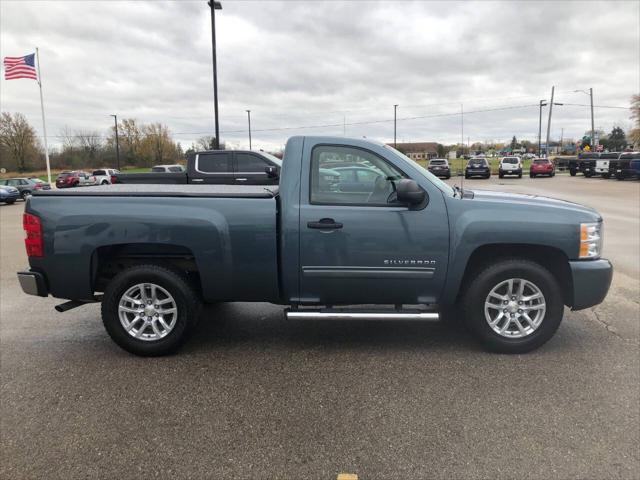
[1,0,637,152]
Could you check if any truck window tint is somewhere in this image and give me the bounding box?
[310,145,406,205]
[168,166,183,172]
[198,153,231,173]
[236,153,269,173]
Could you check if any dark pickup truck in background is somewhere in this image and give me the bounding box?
[18,136,613,357]
[114,150,282,185]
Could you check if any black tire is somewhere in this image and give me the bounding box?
[570,169,576,177]
[530,173,534,178]
[21,190,31,200]
[602,173,610,179]
[101,264,201,356]
[462,258,564,354]
[4,199,16,205]
[518,173,522,178]
[101,181,109,185]
[498,173,504,179]
[465,174,470,179]
[616,175,624,181]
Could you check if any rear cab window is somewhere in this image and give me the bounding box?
[196,153,232,173]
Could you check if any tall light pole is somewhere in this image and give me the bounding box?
[538,99,547,155]
[574,88,596,149]
[545,86,555,158]
[393,104,398,147]
[110,114,120,170]
[246,109,252,150]
[208,1,222,149]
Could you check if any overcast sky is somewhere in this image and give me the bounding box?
[1,0,638,151]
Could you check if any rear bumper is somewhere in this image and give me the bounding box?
[17,270,48,297]
[569,259,613,310]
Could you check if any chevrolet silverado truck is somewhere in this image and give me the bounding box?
[114,150,282,186]
[17,136,613,356]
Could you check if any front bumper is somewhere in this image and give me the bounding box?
[17,270,48,297]
[1,193,20,202]
[466,169,490,176]
[569,259,613,310]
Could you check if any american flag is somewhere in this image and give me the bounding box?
[4,53,38,80]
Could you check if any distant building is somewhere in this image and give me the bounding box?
[388,142,439,160]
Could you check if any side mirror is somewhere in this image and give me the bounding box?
[265,166,279,178]
[396,179,426,206]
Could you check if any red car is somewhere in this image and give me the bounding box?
[529,158,555,178]
[55,171,96,188]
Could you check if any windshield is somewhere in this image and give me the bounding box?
[468,159,487,166]
[429,160,446,165]
[384,145,455,196]
[533,159,549,164]
[502,158,518,164]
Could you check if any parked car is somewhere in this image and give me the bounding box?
[331,166,382,193]
[0,177,51,199]
[576,152,599,177]
[151,164,185,173]
[427,158,451,179]
[92,169,121,185]
[0,185,20,204]
[529,158,555,178]
[18,136,612,356]
[498,156,523,178]
[630,157,640,179]
[594,152,619,179]
[465,157,491,179]
[613,152,640,180]
[115,151,282,186]
[55,171,97,188]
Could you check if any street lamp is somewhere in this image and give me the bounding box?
[393,104,398,147]
[538,99,563,156]
[208,1,222,149]
[574,88,595,149]
[110,114,120,170]
[246,109,252,150]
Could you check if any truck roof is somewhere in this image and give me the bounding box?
[34,184,279,198]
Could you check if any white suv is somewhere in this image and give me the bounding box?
[499,156,523,178]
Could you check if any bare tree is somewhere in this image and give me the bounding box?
[0,112,39,172]
[630,94,640,148]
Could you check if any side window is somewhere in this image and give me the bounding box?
[236,153,269,173]
[197,153,231,173]
[310,145,406,205]
[8,180,18,186]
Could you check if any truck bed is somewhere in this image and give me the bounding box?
[35,184,279,198]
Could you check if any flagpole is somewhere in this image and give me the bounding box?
[35,47,51,185]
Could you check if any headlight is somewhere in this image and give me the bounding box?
[579,222,602,259]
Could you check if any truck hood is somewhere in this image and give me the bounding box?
[468,189,600,219]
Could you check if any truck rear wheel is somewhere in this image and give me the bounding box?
[101,264,201,356]
[462,259,564,353]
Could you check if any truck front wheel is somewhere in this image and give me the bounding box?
[462,259,564,353]
[101,264,201,356]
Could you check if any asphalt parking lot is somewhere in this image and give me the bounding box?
[1,174,638,479]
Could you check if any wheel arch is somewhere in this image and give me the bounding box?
[453,243,573,307]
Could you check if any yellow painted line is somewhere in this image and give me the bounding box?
[337,474,358,480]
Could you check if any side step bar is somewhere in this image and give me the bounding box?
[286,310,439,321]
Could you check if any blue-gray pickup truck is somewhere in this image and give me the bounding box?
[18,136,613,356]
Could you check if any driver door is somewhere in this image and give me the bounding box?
[298,144,449,305]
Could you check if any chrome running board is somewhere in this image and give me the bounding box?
[286,310,439,321]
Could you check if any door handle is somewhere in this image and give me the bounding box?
[236,178,248,182]
[307,218,343,229]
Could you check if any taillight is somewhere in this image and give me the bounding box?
[110,175,118,184]
[23,213,43,257]
[34,183,42,190]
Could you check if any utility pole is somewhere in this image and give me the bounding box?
[545,86,555,158]
[590,87,596,149]
[246,109,252,150]
[538,99,547,155]
[560,127,564,154]
[461,103,464,190]
[208,1,222,149]
[110,114,120,169]
[393,104,398,147]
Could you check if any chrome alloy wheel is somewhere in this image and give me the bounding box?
[484,278,546,339]
[118,283,178,341]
